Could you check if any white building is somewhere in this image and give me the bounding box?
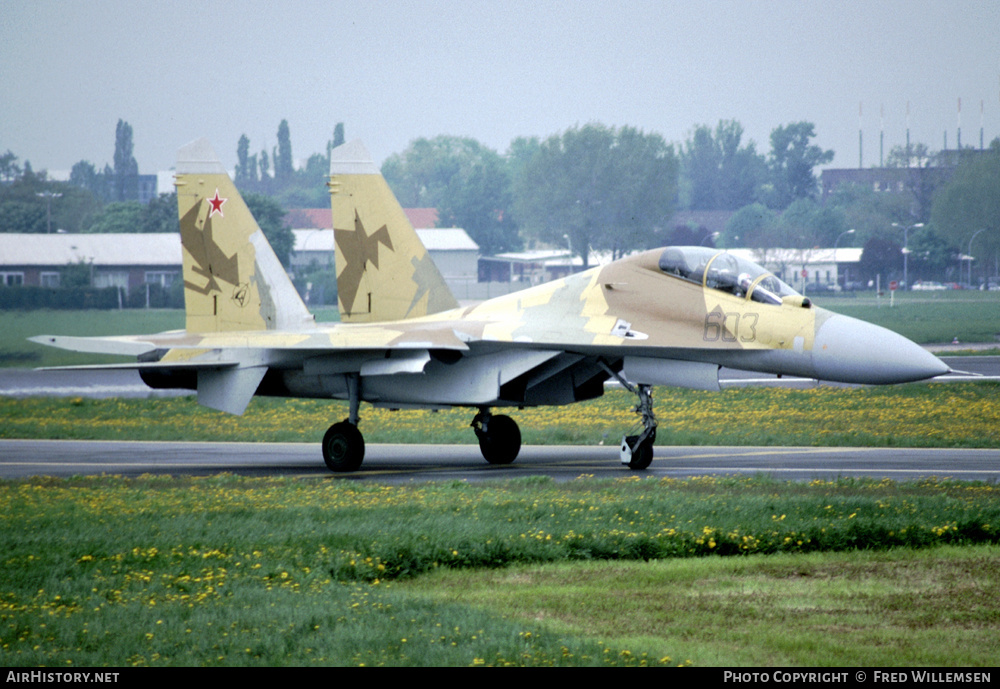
[289,228,480,284]
[0,233,181,290]
[729,247,863,292]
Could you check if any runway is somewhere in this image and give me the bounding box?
[2,354,997,483]
[2,439,997,483]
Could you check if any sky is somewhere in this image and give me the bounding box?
[3,0,999,178]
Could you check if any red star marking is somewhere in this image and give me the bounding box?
[207,189,227,218]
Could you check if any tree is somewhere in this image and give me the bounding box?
[907,224,957,282]
[858,236,903,285]
[680,120,766,210]
[883,143,953,223]
[512,123,677,266]
[140,192,179,233]
[85,201,145,233]
[0,199,46,233]
[443,149,519,256]
[724,203,778,248]
[275,153,330,208]
[825,181,911,247]
[0,161,101,234]
[766,122,833,209]
[258,149,271,191]
[275,120,294,184]
[776,198,848,248]
[885,142,932,169]
[70,160,110,202]
[930,139,1000,284]
[113,119,139,201]
[0,150,21,182]
[383,135,521,255]
[245,193,293,267]
[235,134,258,187]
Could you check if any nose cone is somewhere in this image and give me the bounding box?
[813,314,949,384]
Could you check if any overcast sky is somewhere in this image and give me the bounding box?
[3,0,999,177]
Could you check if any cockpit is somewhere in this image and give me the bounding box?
[658,247,804,306]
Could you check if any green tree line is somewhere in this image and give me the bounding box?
[3,117,999,285]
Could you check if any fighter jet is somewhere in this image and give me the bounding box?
[31,138,949,471]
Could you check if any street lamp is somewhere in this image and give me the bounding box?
[968,228,986,287]
[36,191,62,233]
[701,231,720,246]
[892,222,923,290]
[834,229,856,289]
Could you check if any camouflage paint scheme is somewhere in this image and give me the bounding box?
[32,138,948,461]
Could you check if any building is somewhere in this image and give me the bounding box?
[0,233,181,291]
[478,245,863,294]
[284,207,479,291]
[728,247,863,292]
[1,203,479,297]
[290,228,480,286]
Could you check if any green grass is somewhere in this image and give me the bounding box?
[1,309,185,368]
[2,474,998,666]
[402,547,1000,667]
[813,291,1000,344]
[3,383,999,448]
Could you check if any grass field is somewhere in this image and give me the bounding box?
[3,383,999,448]
[2,474,998,666]
[811,290,1000,344]
[3,298,999,667]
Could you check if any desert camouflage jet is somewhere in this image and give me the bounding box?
[32,138,950,471]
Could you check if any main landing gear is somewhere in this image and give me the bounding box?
[322,420,365,472]
[472,409,522,465]
[322,374,365,472]
[319,372,654,473]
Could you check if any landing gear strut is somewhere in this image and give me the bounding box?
[472,409,521,465]
[600,362,657,470]
[322,373,365,472]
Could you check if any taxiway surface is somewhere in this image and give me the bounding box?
[2,439,997,483]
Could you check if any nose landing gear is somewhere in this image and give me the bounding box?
[600,361,657,470]
[619,384,656,470]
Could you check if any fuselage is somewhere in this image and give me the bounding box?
[140,247,948,408]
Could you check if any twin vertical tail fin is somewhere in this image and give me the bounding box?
[329,140,458,323]
[175,138,314,334]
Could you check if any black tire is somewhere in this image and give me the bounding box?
[322,421,365,472]
[625,428,656,470]
[627,438,654,470]
[478,414,521,465]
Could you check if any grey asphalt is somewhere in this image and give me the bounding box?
[2,439,997,483]
[2,355,997,483]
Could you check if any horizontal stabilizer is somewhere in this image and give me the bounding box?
[36,361,239,373]
[29,335,157,357]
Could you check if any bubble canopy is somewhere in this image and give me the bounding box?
[657,247,801,306]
